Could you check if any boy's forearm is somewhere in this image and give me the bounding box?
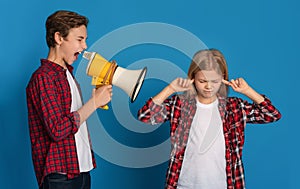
[77,98,97,125]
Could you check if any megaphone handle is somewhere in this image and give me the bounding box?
[95,62,117,110]
[95,85,109,110]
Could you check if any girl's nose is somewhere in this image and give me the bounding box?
[206,81,212,89]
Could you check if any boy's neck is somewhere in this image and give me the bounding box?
[47,48,67,69]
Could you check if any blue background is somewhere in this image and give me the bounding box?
[0,0,298,188]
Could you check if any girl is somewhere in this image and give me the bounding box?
[137,49,281,189]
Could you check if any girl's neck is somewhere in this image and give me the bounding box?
[197,95,217,104]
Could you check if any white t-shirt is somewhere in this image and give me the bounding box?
[177,99,226,189]
[66,69,94,172]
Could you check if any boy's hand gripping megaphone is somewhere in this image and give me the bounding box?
[83,51,147,110]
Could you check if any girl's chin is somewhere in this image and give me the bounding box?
[199,92,217,99]
[202,91,215,97]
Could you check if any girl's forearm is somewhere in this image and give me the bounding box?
[243,87,264,104]
[152,85,175,105]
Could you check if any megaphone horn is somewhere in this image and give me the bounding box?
[112,66,147,102]
[83,51,147,109]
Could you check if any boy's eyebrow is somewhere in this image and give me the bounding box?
[78,35,87,39]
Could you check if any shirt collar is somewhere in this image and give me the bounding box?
[40,59,74,73]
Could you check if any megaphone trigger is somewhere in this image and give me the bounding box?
[99,104,109,110]
[94,85,111,110]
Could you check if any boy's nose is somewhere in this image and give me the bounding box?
[82,42,87,51]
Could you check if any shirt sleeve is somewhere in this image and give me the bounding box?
[137,97,174,125]
[28,72,80,141]
[138,98,166,125]
[241,95,282,124]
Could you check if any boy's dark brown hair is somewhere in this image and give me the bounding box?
[46,10,89,48]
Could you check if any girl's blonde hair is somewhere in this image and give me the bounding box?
[187,48,229,97]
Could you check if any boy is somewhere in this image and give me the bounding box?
[26,10,112,189]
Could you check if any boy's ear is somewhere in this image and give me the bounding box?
[54,32,63,46]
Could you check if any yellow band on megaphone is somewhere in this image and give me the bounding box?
[87,53,109,76]
[91,76,110,85]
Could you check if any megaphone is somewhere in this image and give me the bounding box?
[83,51,147,110]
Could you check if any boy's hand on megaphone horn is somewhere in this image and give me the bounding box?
[93,85,113,108]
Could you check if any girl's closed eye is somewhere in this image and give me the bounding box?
[212,79,221,83]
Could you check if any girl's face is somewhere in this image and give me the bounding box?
[194,70,223,104]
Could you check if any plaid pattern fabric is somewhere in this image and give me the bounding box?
[26,59,96,186]
[138,94,281,189]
